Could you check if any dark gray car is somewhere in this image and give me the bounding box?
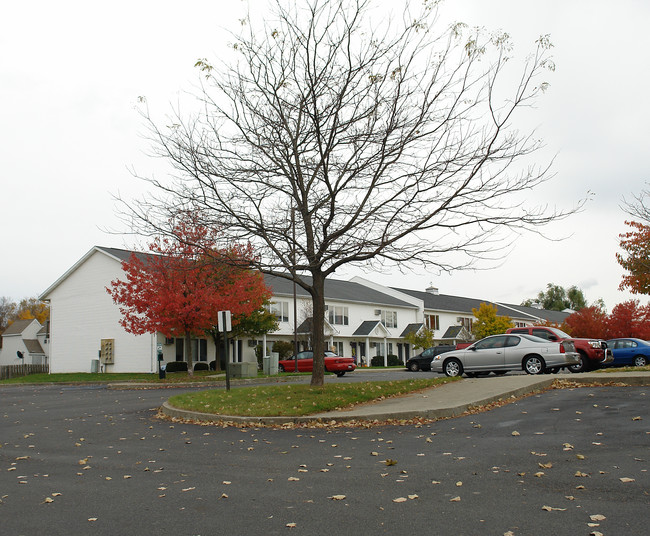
[405,345,456,371]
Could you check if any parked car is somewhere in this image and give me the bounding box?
[605,338,650,367]
[505,326,612,373]
[430,334,580,377]
[278,350,356,377]
[405,345,456,371]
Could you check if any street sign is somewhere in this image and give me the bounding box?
[218,310,232,332]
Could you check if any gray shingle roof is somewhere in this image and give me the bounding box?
[495,303,570,324]
[2,319,35,336]
[24,339,45,354]
[95,248,417,309]
[400,323,424,338]
[266,274,416,308]
[394,288,495,315]
[440,325,472,340]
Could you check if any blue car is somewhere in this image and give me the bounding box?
[605,338,650,367]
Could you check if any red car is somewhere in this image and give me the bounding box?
[278,350,356,377]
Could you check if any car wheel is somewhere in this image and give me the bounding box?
[443,358,463,377]
[634,355,648,367]
[523,355,545,375]
[408,362,420,372]
[278,364,285,373]
[335,371,346,377]
[568,353,586,373]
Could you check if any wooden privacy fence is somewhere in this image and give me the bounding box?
[0,364,49,380]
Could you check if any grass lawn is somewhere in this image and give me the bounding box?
[594,364,650,373]
[168,376,459,417]
[0,371,225,384]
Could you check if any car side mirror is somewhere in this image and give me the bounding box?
[470,347,476,351]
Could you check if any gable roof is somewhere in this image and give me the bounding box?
[2,319,38,336]
[352,320,390,337]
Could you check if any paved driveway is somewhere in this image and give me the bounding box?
[1,383,647,535]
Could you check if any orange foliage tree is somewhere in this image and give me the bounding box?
[606,300,650,340]
[563,305,608,338]
[616,221,650,295]
[107,218,271,372]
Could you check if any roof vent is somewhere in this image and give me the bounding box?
[426,284,439,295]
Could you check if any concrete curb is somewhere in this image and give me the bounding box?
[159,372,650,426]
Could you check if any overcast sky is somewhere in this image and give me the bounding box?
[1,0,648,311]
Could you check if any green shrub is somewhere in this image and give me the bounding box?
[209,360,217,371]
[166,361,189,373]
[193,362,209,371]
[370,354,402,367]
[272,340,295,358]
[387,354,401,366]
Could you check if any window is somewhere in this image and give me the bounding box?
[326,305,349,326]
[381,310,398,328]
[457,316,473,332]
[532,328,555,341]
[424,314,440,330]
[514,322,527,328]
[268,301,289,322]
[332,341,344,355]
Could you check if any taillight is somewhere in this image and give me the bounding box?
[559,343,566,353]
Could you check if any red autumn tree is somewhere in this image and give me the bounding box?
[606,300,650,340]
[563,305,608,339]
[107,218,271,372]
[616,220,650,295]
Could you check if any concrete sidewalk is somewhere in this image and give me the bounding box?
[160,371,650,426]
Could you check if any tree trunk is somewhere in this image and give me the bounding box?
[184,331,194,376]
[309,271,326,387]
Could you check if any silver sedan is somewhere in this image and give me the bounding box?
[430,334,580,377]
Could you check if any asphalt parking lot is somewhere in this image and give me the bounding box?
[1,382,648,535]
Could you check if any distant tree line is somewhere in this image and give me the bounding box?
[0,296,50,334]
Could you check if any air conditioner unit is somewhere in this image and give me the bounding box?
[374,309,381,316]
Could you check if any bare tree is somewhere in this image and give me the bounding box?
[123,0,578,386]
[622,184,650,223]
